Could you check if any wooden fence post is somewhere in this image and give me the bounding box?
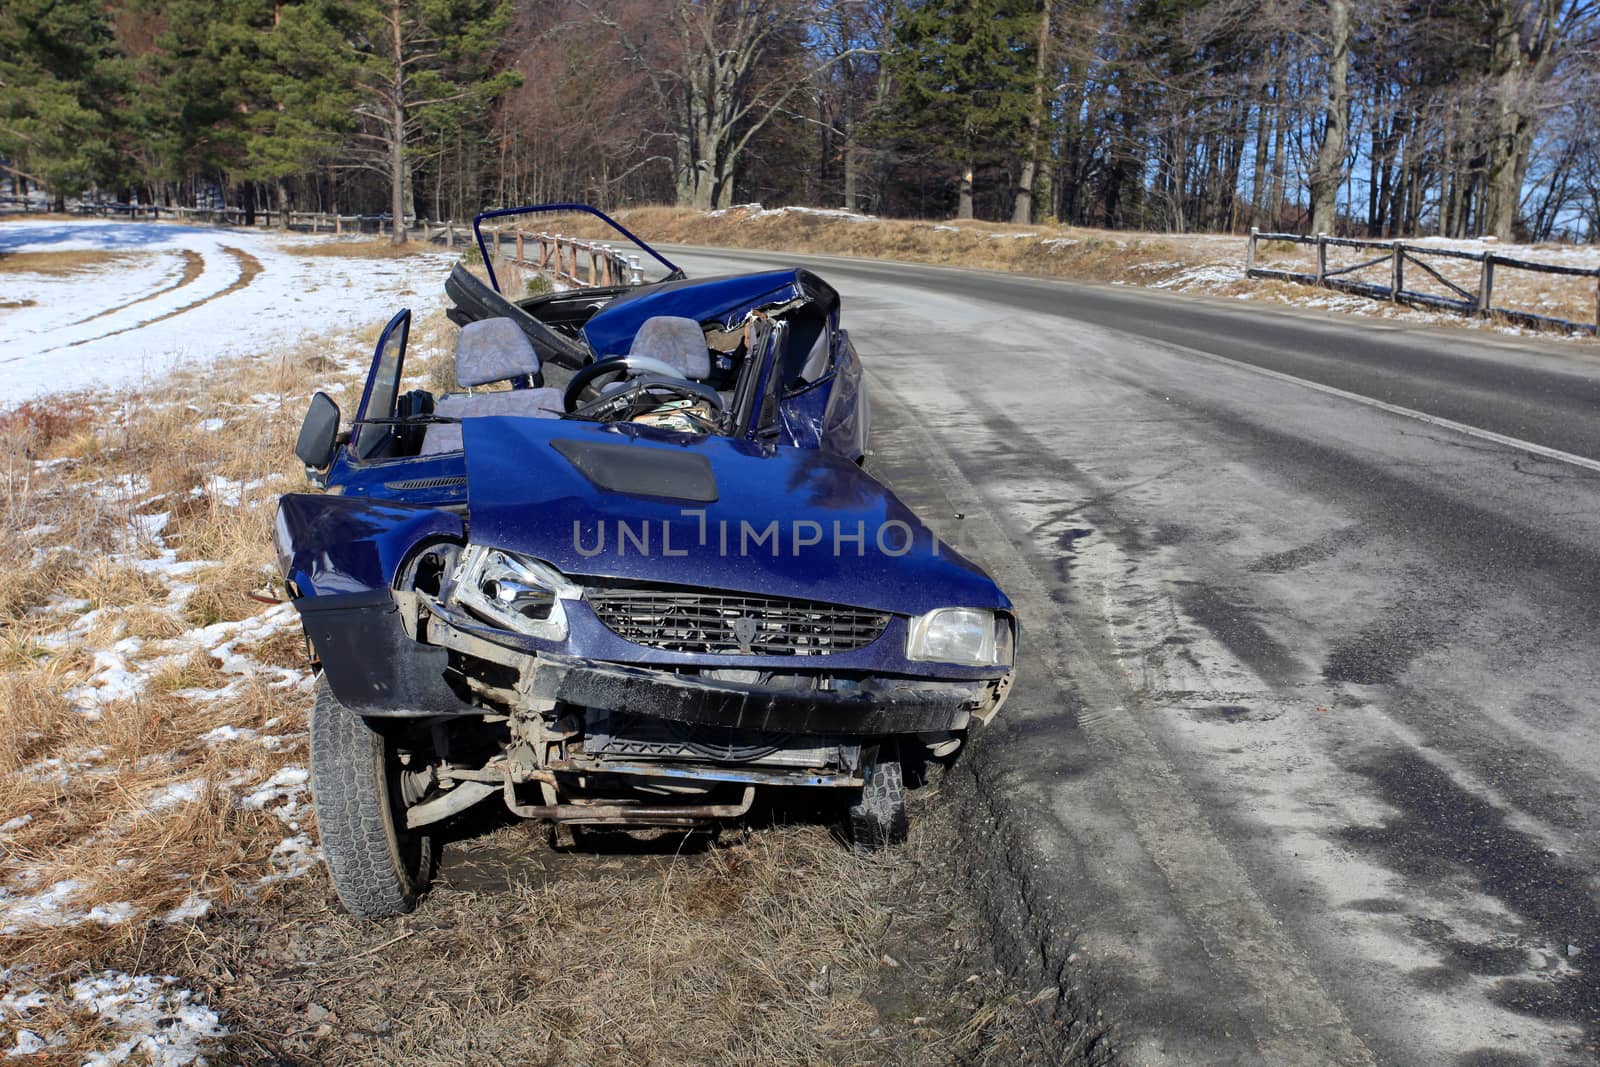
[1315,233,1328,286]
[515,229,524,262]
[1478,255,1495,316]
[1246,227,1257,274]
[1391,243,1403,303]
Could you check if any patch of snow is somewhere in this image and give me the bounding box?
[130,511,169,541]
[0,991,49,1020]
[0,815,32,834]
[752,205,875,223]
[1153,264,1243,290]
[197,474,269,507]
[258,834,321,886]
[0,879,85,934]
[144,778,206,813]
[197,417,226,432]
[67,972,228,1067]
[85,902,138,926]
[10,1030,53,1056]
[241,766,310,825]
[64,647,152,712]
[161,894,211,924]
[200,725,259,744]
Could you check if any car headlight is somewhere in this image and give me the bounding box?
[448,545,580,640]
[906,608,1014,667]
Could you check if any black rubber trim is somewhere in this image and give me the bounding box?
[444,262,590,369]
[531,658,976,735]
[551,438,718,502]
[295,590,476,716]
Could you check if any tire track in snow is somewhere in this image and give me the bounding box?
[64,249,206,328]
[45,247,263,353]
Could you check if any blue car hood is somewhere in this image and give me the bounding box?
[460,417,1008,616]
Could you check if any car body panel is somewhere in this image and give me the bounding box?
[276,493,465,598]
[459,416,1003,616]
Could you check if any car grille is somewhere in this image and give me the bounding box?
[585,585,889,656]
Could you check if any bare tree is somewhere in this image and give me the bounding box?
[1012,1,1050,223]
[1482,0,1595,239]
[1309,0,1351,234]
[595,0,871,209]
[345,0,517,244]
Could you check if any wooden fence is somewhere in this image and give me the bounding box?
[1247,229,1600,335]
[479,228,642,288]
[166,206,478,245]
[3,198,644,288]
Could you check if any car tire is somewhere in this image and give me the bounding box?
[310,678,437,918]
[848,757,908,850]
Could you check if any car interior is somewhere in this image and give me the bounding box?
[355,269,843,465]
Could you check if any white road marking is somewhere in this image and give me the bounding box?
[1154,337,1600,475]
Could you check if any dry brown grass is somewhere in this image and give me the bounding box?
[0,250,136,276]
[0,320,377,1059]
[283,238,441,259]
[522,204,1205,287]
[133,794,1057,1066]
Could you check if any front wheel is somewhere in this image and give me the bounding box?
[309,679,438,917]
[848,757,908,850]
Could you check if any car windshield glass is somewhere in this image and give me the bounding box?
[353,309,409,460]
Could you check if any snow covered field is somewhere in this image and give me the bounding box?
[0,219,458,404]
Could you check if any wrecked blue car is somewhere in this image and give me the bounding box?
[275,205,1015,917]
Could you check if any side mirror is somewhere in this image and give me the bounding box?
[295,392,342,471]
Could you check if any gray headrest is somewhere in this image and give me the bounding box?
[627,316,709,379]
[457,318,540,387]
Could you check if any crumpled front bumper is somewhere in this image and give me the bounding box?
[296,588,1011,735]
[524,654,985,736]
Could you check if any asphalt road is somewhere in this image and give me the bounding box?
[669,244,1600,1065]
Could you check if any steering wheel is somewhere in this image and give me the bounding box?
[564,355,716,413]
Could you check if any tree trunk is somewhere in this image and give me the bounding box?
[1012,5,1050,225]
[1310,0,1351,235]
[1250,89,1271,229]
[843,139,859,211]
[1483,0,1541,241]
[388,0,408,245]
[276,180,291,229]
[1268,64,1287,229]
[957,161,974,220]
[390,99,407,244]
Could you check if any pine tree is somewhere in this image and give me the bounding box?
[339,0,520,243]
[881,0,1040,219]
[236,1,360,224]
[0,0,124,205]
